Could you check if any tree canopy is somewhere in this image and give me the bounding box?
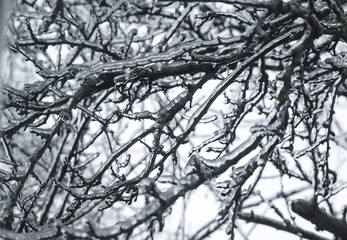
[1,0,347,239]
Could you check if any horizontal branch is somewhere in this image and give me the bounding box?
[292,199,347,239]
[239,212,330,240]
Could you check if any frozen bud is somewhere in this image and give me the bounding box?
[60,109,71,121]
[322,120,330,128]
[128,28,138,37]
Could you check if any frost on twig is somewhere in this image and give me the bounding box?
[1,0,347,239]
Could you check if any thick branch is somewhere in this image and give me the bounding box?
[239,212,330,240]
[291,199,347,239]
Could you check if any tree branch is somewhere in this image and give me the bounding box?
[291,199,347,239]
[239,212,330,240]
